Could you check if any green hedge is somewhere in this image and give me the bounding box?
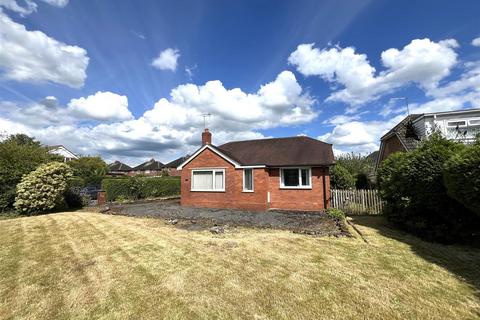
[377,134,479,244]
[102,177,180,201]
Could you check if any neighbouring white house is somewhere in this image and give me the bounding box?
[47,145,79,162]
[377,108,480,166]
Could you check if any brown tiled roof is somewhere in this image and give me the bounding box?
[108,161,132,172]
[133,159,164,171]
[380,114,422,151]
[164,155,190,168]
[217,136,334,166]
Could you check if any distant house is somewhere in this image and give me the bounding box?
[163,155,189,176]
[47,145,78,162]
[108,161,133,176]
[130,158,164,176]
[177,129,334,211]
[377,108,480,167]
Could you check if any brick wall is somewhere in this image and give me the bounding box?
[267,167,330,211]
[181,148,331,211]
[181,148,269,211]
[378,135,407,164]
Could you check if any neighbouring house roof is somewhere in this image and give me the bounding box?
[366,150,379,164]
[46,145,78,159]
[380,114,422,152]
[133,158,164,171]
[108,161,132,172]
[164,155,190,168]
[178,136,334,169]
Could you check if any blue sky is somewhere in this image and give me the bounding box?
[0,0,479,165]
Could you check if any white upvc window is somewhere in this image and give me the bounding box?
[469,119,480,126]
[243,168,254,192]
[191,169,225,192]
[447,120,467,128]
[280,168,312,189]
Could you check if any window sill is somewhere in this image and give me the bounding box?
[242,190,254,193]
[191,189,225,192]
[279,187,312,190]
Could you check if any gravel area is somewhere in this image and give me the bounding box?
[109,199,349,236]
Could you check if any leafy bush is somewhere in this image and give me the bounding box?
[377,134,479,243]
[355,173,370,189]
[325,207,345,219]
[14,162,73,215]
[0,134,57,211]
[330,164,355,189]
[443,142,480,216]
[101,177,180,201]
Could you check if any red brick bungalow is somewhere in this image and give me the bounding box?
[177,129,334,211]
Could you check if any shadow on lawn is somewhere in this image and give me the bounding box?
[350,215,480,298]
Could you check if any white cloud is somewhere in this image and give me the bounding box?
[289,38,459,106]
[68,91,133,121]
[0,0,36,15]
[0,11,89,88]
[40,0,68,7]
[0,0,68,16]
[318,115,405,154]
[472,37,480,47]
[0,71,317,163]
[151,48,180,72]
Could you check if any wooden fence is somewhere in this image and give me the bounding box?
[331,189,383,215]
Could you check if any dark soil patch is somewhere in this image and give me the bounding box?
[109,199,350,237]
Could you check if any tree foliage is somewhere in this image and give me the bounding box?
[14,162,73,215]
[0,134,56,211]
[330,163,355,189]
[68,156,108,186]
[335,152,375,189]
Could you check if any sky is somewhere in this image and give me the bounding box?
[0,0,479,165]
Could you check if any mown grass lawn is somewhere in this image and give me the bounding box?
[0,212,479,319]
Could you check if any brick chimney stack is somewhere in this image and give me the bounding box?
[202,128,212,145]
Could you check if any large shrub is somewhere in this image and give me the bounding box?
[330,164,355,189]
[378,134,479,243]
[0,134,57,211]
[14,162,73,215]
[443,141,480,215]
[102,177,180,201]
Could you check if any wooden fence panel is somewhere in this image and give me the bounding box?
[330,189,384,215]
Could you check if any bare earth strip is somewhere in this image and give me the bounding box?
[0,212,479,319]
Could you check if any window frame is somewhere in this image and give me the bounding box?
[279,167,312,189]
[446,119,467,128]
[242,168,254,192]
[191,168,225,192]
[468,118,480,126]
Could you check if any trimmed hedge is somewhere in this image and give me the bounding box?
[102,177,180,201]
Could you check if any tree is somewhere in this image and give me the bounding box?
[335,152,375,189]
[4,133,41,146]
[0,135,56,211]
[14,162,73,215]
[330,163,355,189]
[68,156,108,186]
